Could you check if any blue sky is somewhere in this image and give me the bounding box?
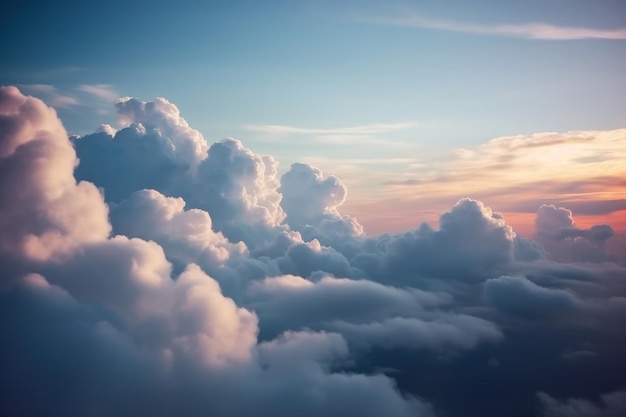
[2,0,625,230]
[3,0,624,141]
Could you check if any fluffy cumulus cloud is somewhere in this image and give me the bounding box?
[110,189,247,273]
[0,87,437,416]
[366,127,626,240]
[0,86,110,269]
[350,198,519,287]
[247,274,502,351]
[2,87,625,417]
[280,162,347,227]
[331,315,502,351]
[190,138,285,245]
[115,96,209,167]
[0,274,432,417]
[74,97,284,248]
[535,204,617,262]
[279,162,363,245]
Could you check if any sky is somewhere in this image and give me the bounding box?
[2,0,625,235]
[1,1,626,417]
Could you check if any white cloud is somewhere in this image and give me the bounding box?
[369,14,626,40]
[110,189,248,273]
[245,121,416,135]
[279,163,353,229]
[74,97,285,248]
[535,204,617,262]
[18,84,79,108]
[78,84,119,102]
[367,127,626,235]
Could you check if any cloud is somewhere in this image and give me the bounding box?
[1,88,436,417]
[487,132,597,150]
[114,96,208,166]
[538,390,626,417]
[0,86,110,268]
[535,204,618,262]
[247,274,452,339]
[245,122,417,145]
[364,198,517,284]
[484,275,582,320]
[276,238,361,279]
[483,270,626,333]
[73,124,189,202]
[78,84,119,102]
[253,331,436,417]
[1,272,435,417]
[18,84,121,111]
[108,188,276,298]
[369,14,626,40]
[3,86,626,417]
[280,163,348,226]
[245,122,416,135]
[365,127,626,236]
[279,163,363,247]
[110,189,247,271]
[190,138,286,245]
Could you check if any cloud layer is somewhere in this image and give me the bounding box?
[1,87,625,417]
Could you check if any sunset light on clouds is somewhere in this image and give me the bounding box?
[342,127,626,237]
[1,1,626,417]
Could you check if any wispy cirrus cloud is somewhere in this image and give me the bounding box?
[78,84,119,102]
[244,122,418,145]
[17,84,120,113]
[368,14,626,40]
[18,84,79,108]
[343,127,626,235]
[244,122,416,135]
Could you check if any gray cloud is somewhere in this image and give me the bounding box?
[246,274,451,338]
[539,390,626,417]
[74,97,286,248]
[535,204,617,262]
[0,86,110,271]
[1,87,437,417]
[331,315,502,351]
[279,162,364,252]
[484,275,583,320]
[110,189,248,274]
[0,274,434,417]
[360,198,517,286]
